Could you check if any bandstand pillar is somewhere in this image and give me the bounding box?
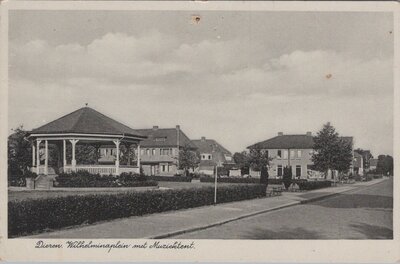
[36,140,42,175]
[70,139,79,171]
[113,139,121,175]
[137,144,141,170]
[44,140,48,175]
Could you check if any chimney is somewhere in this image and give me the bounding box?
[278,132,283,136]
[306,131,312,136]
[153,125,159,130]
[201,136,206,141]
[176,125,180,130]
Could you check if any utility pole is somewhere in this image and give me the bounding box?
[214,165,218,205]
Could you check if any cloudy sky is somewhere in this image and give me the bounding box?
[8,10,394,156]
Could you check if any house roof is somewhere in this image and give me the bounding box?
[29,107,146,138]
[248,134,353,149]
[192,138,232,155]
[192,138,234,165]
[136,127,196,149]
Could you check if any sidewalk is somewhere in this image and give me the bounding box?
[26,178,387,239]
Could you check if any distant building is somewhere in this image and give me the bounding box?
[135,126,197,176]
[353,152,364,176]
[369,158,379,171]
[247,132,355,180]
[191,137,236,176]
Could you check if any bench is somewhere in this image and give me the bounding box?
[272,187,283,196]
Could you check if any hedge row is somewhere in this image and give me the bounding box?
[200,177,260,184]
[296,180,332,190]
[148,175,192,182]
[8,184,266,237]
[199,177,285,185]
[55,171,157,188]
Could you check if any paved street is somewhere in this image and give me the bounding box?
[174,178,393,239]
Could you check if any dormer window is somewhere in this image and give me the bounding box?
[155,137,166,142]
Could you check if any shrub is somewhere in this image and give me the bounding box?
[268,179,283,185]
[55,172,157,188]
[296,180,332,190]
[148,175,192,182]
[282,166,292,189]
[8,184,266,237]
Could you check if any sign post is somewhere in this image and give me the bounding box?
[214,165,218,205]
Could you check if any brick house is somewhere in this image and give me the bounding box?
[247,132,354,180]
[135,126,197,176]
[191,137,236,176]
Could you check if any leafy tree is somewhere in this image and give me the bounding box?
[120,142,137,165]
[247,145,271,185]
[179,144,200,176]
[376,155,393,176]
[312,122,352,178]
[233,151,250,175]
[335,138,354,177]
[66,144,98,165]
[282,166,292,189]
[8,126,32,179]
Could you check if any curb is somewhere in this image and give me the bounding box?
[146,201,300,239]
[148,179,387,239]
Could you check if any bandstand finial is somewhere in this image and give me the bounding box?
[85,103,88,107]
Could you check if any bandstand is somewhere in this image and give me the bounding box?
[27,106,146,176]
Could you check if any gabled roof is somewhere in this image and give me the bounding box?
[136,127,196,149]
[248,134,353,149]
[29,107,145,138]
[191,138,232,155]
[192,138,234,165]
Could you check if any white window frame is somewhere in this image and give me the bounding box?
[297,150,302,158]
[283,150,288,159]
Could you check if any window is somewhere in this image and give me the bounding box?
[225,154,232,161]
[208,155,212,160]
[141,149,145,156]
[146,149,150,156]
[277,150,282,158]
[277,165,283,177]
[161,149,171,155]
[290,150,295,159]
[202,155,206,160]
[155,137,166,142]
[297,150,302,158]
[296,165,301,178]
[152,149,156,156]
[161,164,169,172]
[283,150,288,159]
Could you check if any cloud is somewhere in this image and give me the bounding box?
[10,32,392,101]
[8,31,394,155]
[220,50,392,98]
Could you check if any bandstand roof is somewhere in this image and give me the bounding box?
[28,107,146,139]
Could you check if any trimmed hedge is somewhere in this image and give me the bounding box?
[296,180,332,190]
[200,177,260,184]
[148,175,192,182]
[200,177,285,185]
[8,184,266,237]
[55,171,157,188]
